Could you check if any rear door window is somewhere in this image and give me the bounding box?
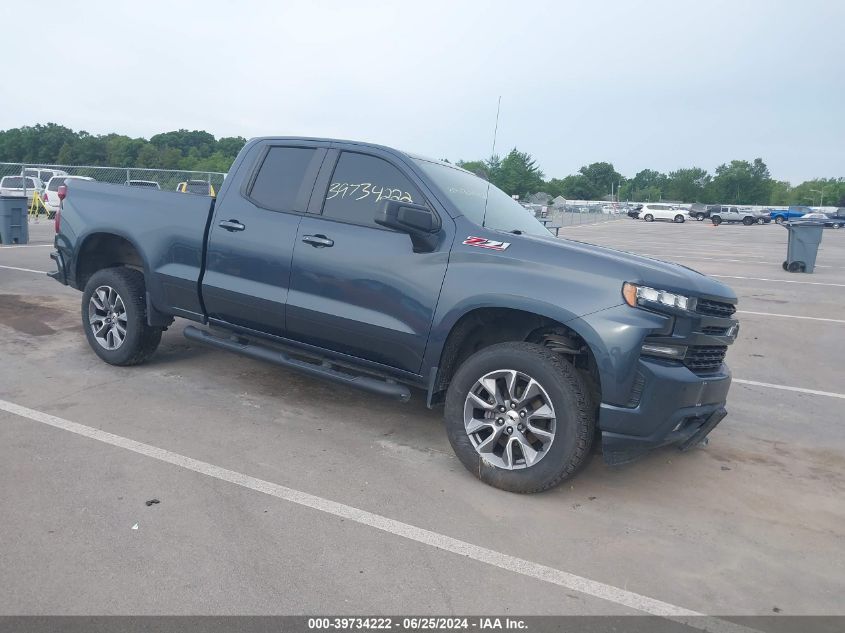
[321,152,424,228]
[248,146,320,212]
[48,177,66,191]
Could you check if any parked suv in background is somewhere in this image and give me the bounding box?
[639,203,686,223]
[0,175,44,203]
[24,167,68,185]
[687,203,710,221]
[710,206,759,226]
[43,176,94,218]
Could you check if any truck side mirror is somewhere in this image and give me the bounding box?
[375,200,441,252]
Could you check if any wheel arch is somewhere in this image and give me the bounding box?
[426,305,603,409]
[74,231,149,290]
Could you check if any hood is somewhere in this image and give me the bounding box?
[511,231,737,303]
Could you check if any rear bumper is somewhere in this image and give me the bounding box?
[599,358,731,465]
[48,249,68,285]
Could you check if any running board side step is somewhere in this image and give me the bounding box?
[183,325,411,402]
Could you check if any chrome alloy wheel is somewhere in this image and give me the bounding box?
[463,369,556,470]
[88,285,128,350]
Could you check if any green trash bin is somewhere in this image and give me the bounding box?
[782,221,824,273]
[0,196,30,245]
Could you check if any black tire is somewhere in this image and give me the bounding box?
[775,216,784,224]
[696,213,705,221]
[81,267,162,366]
[674,214,685,223]
[742,217,754,226]
[444,342,595,493]
[757,217,764,224]
[835,223,843,229]
[712,217,722,225]
[644,214,654,222]
[787,261,806,273]
[782,261,788,271]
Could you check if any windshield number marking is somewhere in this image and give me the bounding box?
[327,182,413,203]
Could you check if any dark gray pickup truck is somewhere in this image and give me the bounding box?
[50,137,739,492]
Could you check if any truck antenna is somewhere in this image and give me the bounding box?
[481,96,501,228]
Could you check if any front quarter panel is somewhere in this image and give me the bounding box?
[422,221,633,374]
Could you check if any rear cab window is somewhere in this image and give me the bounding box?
[247,146,322,212]
[321,152,424,228]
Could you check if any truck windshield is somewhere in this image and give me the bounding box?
[414,159,549,236]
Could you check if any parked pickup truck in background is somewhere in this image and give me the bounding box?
[50,137,739,493]
[824,208,845,229]
[769,206,809,224]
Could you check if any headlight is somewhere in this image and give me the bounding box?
[622,282,696,311]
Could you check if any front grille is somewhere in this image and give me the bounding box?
[701,325,730,335]
[696,299,736,317]
[684,345,727,374]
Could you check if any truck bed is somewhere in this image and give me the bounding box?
[56,180,215,319]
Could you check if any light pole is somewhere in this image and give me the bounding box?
[810,188,823,208]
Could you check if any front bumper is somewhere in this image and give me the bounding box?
[600,357,731,465]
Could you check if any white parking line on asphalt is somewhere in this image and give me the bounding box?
[636,253,834,268]
[736,310,845,324]
[711,275,845,287]
[0,243,53,249]
[0,264,48,274]
[733,380,845,400]
[0,396,756,633]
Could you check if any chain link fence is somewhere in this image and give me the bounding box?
[524,204,626,232]
[0,162,227,218]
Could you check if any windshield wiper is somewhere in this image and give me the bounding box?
[509,229,524,235]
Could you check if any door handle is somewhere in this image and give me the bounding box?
[219,219,245,232]
[302,234,334,248]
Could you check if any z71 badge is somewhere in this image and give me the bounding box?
[462,236,511,251]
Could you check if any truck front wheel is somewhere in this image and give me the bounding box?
[81,267,163,366]
[444,342,594,493]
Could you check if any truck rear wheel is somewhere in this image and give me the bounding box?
[81,267,162,366]
[444,342,594,493]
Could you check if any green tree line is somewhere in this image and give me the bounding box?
[456,150,845,207]
[0,123,246,173]
[1,124,842,206]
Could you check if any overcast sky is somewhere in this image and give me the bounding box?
[2,0,842,183]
